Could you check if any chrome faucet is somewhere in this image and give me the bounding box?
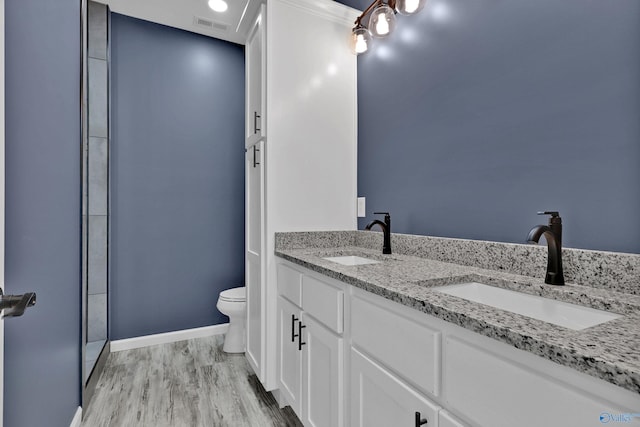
[527,211,564,285]
[365,212,391,254]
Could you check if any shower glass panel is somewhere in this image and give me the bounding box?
[82,0,110,402]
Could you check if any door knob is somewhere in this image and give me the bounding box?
[0,288,37,318]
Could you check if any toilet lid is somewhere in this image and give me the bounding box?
[220,287,246,302]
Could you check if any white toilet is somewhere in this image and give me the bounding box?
[216,286,247,353]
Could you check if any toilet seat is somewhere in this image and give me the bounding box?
[219,287,246,302]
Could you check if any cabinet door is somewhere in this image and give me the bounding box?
[245,6,265,147]
[443,337,633,427]
[351,348,441,427]
[302,314,344,427]
[245,140,264,378]
[277,296,303,417]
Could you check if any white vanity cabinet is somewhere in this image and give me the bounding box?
[277,262,346,427]
[351,288,640,427]
[244,0,358,391]
[276,259,640,427]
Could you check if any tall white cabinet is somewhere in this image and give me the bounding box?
[244,0,359,391]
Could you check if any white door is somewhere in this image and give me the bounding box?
[1,0,6,423]
[302,314,344,427]
[245,7,264,148]
[350,348,440,427]
[277,296,302,416]
[245,140,264,378]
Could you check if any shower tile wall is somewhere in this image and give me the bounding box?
[86,1,109,370]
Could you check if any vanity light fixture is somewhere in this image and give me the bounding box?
[351,0,426,54]
[208,0,228,13]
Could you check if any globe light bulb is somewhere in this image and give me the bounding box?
[351,26,371,55]
[368,4,396,38]
[375,12,390,35]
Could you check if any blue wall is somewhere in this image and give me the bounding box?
[339,0,640,253]
[110,14,245,339]
[5,0,81,425]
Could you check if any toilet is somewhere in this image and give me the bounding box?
[216,286,247,353]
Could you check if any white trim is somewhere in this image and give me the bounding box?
[1,0,6,424]
[69,407,82,427]
[276,0,360,26]
[110,324,229,352]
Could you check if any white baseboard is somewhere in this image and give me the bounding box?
[69,406,82,427]
[111,323,229,352]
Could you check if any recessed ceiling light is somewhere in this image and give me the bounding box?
[208,0,228,13]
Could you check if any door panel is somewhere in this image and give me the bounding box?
[303,315,343,427]
[351,348,440,427]
[245,140,264,377]
[278,296,302,416]
[245,8,264,147]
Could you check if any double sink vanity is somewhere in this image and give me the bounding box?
[273,230,640,427]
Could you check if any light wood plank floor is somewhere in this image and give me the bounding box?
[82,335,303,427]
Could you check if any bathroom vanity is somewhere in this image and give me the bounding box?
[274,231,640,427]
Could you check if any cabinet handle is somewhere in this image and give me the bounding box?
[415,412,428,426]
[291,315,299,342]
[253,111,259,133]
[253,145,260,168]
[298,322,306,351]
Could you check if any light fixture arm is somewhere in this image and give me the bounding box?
[354,0,397,27]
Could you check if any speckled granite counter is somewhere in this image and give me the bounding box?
[274,231,640,395]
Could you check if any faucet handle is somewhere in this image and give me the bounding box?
[537,211,562,226]
[373,212,391,222]
[537,211,559,217]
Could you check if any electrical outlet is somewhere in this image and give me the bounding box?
[357,197,366,217]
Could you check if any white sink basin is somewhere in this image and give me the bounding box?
[323,256,380,266]
[434,282,621,330]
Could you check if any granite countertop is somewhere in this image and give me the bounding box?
[275,242,640,395]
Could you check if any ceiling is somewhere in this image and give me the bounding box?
[94,0,263,45]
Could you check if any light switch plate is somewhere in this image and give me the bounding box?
[357,197,366,217]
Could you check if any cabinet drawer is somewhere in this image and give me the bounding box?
[302,275,344,334]
[444,337,631,427]
[351,348,440,427]
[351,295,441,396]
[277,263,302,306]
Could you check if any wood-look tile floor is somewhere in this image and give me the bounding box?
[82,335,303,427]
